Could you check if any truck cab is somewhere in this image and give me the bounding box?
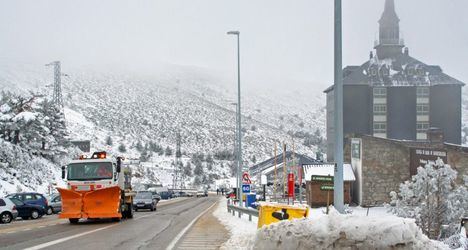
[58,152,134,223]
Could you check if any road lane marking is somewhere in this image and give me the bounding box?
[166,201,218,250]
[23,223,118,250]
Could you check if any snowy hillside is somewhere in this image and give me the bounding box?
[0,60,326,193]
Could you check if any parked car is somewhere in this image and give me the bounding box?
[196,190,205,197]
[6,192,49,214]
[196,189,208,197]
[9,198,45,220]
[45,193,62,214]
[133,191,159,211]
[0,198,18,223]
[159,191,172,200]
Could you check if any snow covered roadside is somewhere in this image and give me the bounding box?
[213,197,258,250]
[254,208,447,250]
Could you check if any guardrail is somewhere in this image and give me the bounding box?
[226,199,259,222]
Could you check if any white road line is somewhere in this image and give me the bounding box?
[23,224,117,250]
[135,213,157,221]
[166,201,218,250]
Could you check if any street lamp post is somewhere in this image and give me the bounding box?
[333,0,345,213]
[230,102,239,203]
[227,30,243,207]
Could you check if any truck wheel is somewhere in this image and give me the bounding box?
[69,218,79,224]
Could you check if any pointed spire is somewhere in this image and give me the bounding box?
[379,0,399,24]
[375,0,404,58]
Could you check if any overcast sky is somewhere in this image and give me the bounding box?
[1,0,467,88]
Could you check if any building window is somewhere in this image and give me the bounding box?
[373,122,387,133]
[416,122,430,133]
[373,87,387,97]
[416,87,429,97]
[373,104,387,115]
[416,104,429,115]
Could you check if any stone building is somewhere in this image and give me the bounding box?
[325,0,465,161]
[346,129,468,206]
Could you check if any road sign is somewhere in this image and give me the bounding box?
[242,172,252,184]
[261,175,267,185]
[242,184,251,193]
[320,185,334,191]
[312,175,334,182]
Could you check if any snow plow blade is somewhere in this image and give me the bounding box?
[83,186,122,219]
[57,188,83,219]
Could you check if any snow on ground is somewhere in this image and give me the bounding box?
[213,198,258,250]
[253,208,446,250]
[214,201,448,250]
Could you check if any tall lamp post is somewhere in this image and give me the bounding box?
[231,102,239,201]
[333,0,345,213]
[227,30,243,207]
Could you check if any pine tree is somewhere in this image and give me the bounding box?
[389,159,468,239]
[184,162,192,177]
[118,143,127,153]
[105,135,113,146]
[136,141,144,152]
[165,146,172,156]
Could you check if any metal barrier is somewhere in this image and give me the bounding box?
[226,199,259,222]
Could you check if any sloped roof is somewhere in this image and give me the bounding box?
[303,163,356,181]
[324,53,465,93]
[250,151,318,176]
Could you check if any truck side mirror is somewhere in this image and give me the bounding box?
[116,157,122,173]
[61,166,66,179]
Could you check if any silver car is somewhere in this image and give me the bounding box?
[0,198,19,223]
[45,193,62,214]
[133,192,159,211]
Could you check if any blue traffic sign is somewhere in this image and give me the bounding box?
[242,184,251,193]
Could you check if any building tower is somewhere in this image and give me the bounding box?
[46,61,63,107]
[374,0,404,59]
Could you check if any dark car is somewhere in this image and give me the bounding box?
[9,198,45,220]
[159,191,172,200]
[6,192,49,214]
[133,192,159,211]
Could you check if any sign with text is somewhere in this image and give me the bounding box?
[242,184,251,193]
[410,148,447,176]
[311,175,334,182]
[320,185,334,191]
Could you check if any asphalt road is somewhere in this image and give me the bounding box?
[0,196,219,250]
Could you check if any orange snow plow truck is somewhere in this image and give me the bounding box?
[57,152,135,224]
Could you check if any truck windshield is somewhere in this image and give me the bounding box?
[67,162,113,180]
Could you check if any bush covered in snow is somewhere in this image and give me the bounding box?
[253,208,444,250]
[389,159,468,240]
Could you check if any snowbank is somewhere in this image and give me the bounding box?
[253,208,446,250]
[213,198,258,250]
